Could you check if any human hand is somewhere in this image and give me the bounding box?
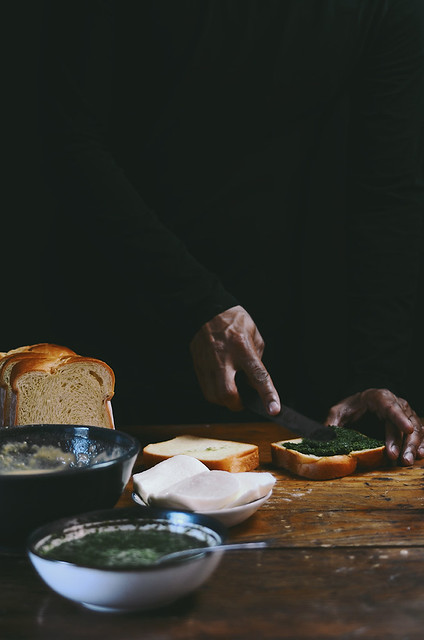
[189,305,280,415]
[325,388,424,466]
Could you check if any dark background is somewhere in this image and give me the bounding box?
[4,2,424,422]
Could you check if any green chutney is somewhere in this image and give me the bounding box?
[282,426,384,456]
[40,527,208,568]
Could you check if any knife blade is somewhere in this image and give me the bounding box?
[235,371,336,441]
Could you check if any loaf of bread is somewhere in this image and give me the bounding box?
[0,343,115,428]
[142,435,260,472]
[271,427,386,480]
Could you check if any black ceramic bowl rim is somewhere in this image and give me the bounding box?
[27,506,228,571]
[0,424,140,478]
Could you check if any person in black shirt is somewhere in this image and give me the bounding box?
[39,1,424,464]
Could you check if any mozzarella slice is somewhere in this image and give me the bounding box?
[150,470,241,511]
[132,454,208,503]
[228,472,276,507]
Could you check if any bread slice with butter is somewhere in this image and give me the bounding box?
[271,427,386,480]
[142,435,259,472]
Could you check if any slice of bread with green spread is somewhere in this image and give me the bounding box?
[271,427,386,480]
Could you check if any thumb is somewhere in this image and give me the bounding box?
[324,404,350,427]
[324,393,365,427]
[244,364,281,416]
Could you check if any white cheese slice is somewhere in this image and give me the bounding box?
[227,472,276,507]
[132,454,208,503]
[150,470,241,511]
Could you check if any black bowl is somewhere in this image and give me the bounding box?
[0,424,140,551]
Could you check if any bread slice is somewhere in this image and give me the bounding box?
[271,429,386,480]
[350,446,387,470]
[0,344,77,427]
[0,344,115,428]
[142,435,259,472]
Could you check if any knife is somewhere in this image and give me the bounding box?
[235,371,336,441]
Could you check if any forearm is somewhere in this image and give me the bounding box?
[345,0,424,396]
[43,139,237,337]
[345,200,423,396]
[39,1,238,342]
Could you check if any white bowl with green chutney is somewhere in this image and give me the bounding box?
[27,507,227,612]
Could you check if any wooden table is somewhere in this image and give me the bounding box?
[2,422,424,640]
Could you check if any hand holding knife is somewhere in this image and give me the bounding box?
[236,371,336,441]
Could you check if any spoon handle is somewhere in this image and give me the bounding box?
[157,540,269,564]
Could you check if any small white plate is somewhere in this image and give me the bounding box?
[131,490,273,528]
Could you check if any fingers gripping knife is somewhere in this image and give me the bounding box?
[235,371,336,441]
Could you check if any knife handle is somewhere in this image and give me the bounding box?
[235,370,335,441]
[235,371,269,418]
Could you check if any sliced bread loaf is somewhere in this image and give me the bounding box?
[0,344,115,428]
[0,344,77,427]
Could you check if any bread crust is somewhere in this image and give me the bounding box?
[9,355,115,393]
[143,449,259,473]
[351,446,386,469]
[271,437,386,480]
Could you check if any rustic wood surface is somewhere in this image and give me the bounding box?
[2,422,424,639]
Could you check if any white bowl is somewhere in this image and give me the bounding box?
[132,490,273,528]
[27,507,227,613]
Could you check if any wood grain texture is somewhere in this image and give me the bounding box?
[2,422,424,639]
[122,422,424,547]
[2,548,424,639]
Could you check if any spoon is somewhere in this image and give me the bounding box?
[152,540,270,565]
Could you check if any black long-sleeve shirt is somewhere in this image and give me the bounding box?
[39,1,424,422]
